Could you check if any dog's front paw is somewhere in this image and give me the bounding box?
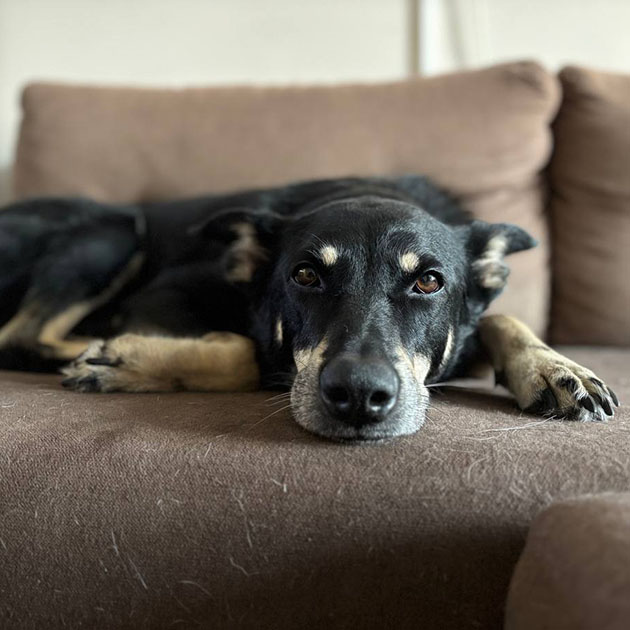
[61,337,134,392]
[501,346,619,422]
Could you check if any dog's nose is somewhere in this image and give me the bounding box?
[319,354,400,426]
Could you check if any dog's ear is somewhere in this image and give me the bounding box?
[188,206,287,246]
[458,219,537,295]
[188,207,289,282]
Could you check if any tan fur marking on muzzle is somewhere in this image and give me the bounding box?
[438,327,454,373]
[396,347,431,384]
[275,318,284,346]
[293,338,328,374]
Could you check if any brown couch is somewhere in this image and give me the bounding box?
[1,61,629,629]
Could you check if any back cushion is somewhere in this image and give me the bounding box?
[549,66,630,345]
[13,62,560,335]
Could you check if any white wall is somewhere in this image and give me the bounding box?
[419,0,630,75]
[0,0,412,203]
[1,0,630,204]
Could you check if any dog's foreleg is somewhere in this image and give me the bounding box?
[61,332,260,393]
[478,314,618,421]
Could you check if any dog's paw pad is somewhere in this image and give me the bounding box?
[61,340,123,392]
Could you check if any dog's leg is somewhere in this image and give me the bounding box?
[0,300,93,357]
[479,314,619,421]
[0,241,142,363]
[61,332,260,393]
[0,302,42,346]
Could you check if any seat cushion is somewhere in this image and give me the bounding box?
[549,66,630,345]
[506,493,630,630]
[1,346,628,629]
[12,62,560,335]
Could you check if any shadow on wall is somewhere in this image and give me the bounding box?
[0,167,13,205]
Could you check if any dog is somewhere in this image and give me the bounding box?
[0,176,618,441]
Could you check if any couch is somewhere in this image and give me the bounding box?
[1,61,629,629]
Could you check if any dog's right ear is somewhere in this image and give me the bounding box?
[188,207,289,282]
[456,220,537,294]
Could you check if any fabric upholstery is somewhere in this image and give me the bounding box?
[12,62,561,335]
[505,493,630,630]
[549,66,630,345]
[1,347,628,629]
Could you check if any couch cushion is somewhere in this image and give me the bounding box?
[1,347,628,629]
[505,493,630,630]
[549,66,630,345]
[13,62,560,335]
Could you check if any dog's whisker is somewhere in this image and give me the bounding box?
[265,397,293,408]
[425,405,448,418]
[265,398,292,407]
[251,404,293,428]
[264,391,292,403]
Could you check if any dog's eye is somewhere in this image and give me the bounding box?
[413,272,443,294]
[293,265,320,288]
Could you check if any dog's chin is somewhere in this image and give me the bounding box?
[292,414,426,443]
[289,374,428,443]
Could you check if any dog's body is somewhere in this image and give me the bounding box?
[0,176,618,440]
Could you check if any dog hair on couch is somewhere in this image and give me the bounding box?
[0,176,618,440]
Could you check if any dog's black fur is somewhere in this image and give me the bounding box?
[0,176,617,440]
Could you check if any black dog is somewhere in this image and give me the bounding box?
[0,176,618,440]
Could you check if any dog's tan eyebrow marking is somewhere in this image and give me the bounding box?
[399,251,420,273]
[275,317,284,346]
[318,245,339,266]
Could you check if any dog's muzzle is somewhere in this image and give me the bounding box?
[290,346,428,442]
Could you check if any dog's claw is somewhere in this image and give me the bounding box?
[62,374,102,393]
[596,394,614,417]
[580,395,595,413]
[525,387,558,416]
[86,356,122,367]
[539,387,558,414]
[608,387,620,407]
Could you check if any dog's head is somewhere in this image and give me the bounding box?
[199,195,535,441]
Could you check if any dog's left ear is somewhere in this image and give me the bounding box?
[188,206,288,246]
[188,207,289,282]
[458,220,537,293]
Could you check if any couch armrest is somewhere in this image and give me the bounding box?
[505,493,630,630]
